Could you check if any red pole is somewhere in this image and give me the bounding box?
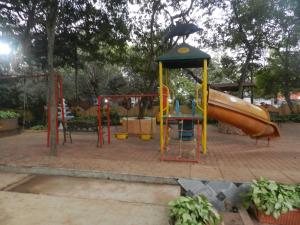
[59,77,66,143]
[55,75,59,144]
[97,96,103,147]
[197,119,201,162]
[106,98,111,144]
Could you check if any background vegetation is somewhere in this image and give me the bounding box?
[0,0,299,153]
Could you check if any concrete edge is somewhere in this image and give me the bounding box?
[1,174,35,191]
[239,208,254,225]
[0,165,179,185]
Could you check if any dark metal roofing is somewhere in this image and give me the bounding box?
[157,43,211,68]
[212,82,255,91]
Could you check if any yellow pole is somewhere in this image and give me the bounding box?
[165,69,169,146]
[159,62,164,153]
[202,59,208,154]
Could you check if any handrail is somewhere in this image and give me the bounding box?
[195,85,203,112]
[162,84,169,112]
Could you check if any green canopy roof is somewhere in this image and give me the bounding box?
[157,43,211,69]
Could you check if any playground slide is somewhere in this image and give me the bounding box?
[207,89,280,138]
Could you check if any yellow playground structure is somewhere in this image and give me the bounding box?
[157,43,279,162]
[158,43,210,162]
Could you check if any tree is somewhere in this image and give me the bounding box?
[0,0,130,154]
[207,0,273,97]
[0,0,43,69]
[264,0,300,112]
[256,51,300,108]
[53,0,130,102]
[45,0,59,155]
[126,0,200,117]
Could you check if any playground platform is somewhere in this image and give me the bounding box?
[0,123,299,184]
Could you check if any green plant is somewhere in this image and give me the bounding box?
[0,111,20,119]
[30,125,46,130]
[244,178,300,219]
[289,114,300,123]
[168,195,221,225]
[270,114,300,123]
[67,118,98,131]
[294,184,300,208]
[102,110,121,125]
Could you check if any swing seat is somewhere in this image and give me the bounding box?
[139,134,152,141]
[115,132,128,140]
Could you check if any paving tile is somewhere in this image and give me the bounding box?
[127,161,191,178]
[0,123,300,184]
[249,168,294,184]
[190,165,223,180]
[281,170,300,183]
[219,167,256,183]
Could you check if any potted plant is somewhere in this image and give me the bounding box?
[0,111,20,132]
[168,195,222,225]
[244,177,300,225]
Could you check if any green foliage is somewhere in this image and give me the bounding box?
[271,114,300,123]
[102,111,121,126]
[68,111,121,130]
[170,72,196,104]
[30,125,46,130]
[289,114,300,123]
[0,111,20,119]
[270,114,289,123]
[168,195,221,225]
[0,79,47,126]
[67,116,98,131]
[0,0,130,70]
[244,178,300,219]
[256,52,300,99]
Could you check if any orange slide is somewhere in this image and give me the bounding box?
[207,89,280,138]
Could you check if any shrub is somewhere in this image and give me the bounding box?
[244,177,300,219]
[169,195,221,225]
[30,125,46,130]
[0,111,20,119]
[288,114,300,123]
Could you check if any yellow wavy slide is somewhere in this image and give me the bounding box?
[207,89,280,138]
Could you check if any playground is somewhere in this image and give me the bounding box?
[0,43,289,181]
[1,39,300,225]
[1,3,300,222]
[0,122,299,184]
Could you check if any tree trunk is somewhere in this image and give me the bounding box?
[138,97,149,119]
[238,51,252,98]
[250,68,254,104]
[283,89,294,114]
[282,47,295,114]
[22,0,37,69]
[74,44,79,104]
[231,0,254,98]
[274,93,278,104]
[46,0,58,156]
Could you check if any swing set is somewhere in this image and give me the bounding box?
[0,73,65,146]
[97,93,158,147]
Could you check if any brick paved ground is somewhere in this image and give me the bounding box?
[0,123,299,183]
